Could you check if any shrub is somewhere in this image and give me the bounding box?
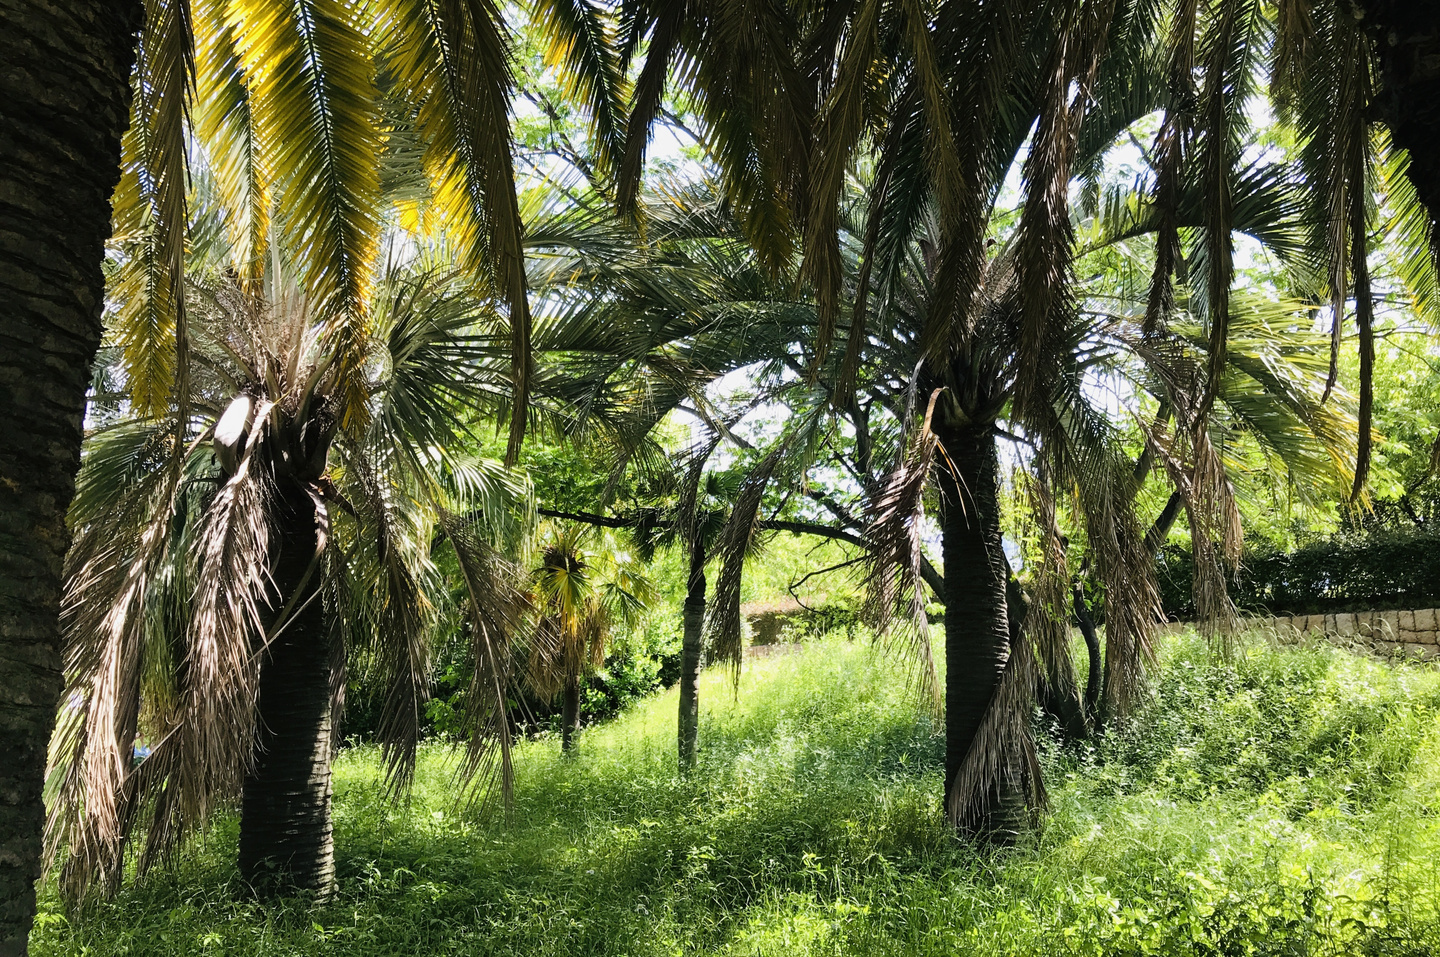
[1157,527,1440,618]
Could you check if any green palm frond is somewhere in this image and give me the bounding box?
[194,0,270,286]
[224,0,383,421]
[1194,0,1265,394]
[800,0,882,366]
[614,0,684,213]
[111,0,193,415]
[531,0,630,185]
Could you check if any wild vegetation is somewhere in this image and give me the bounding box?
[29,632,1440,957]
[6,1,1440,955]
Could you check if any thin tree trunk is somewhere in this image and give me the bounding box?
[936,424,1025,838]
[0,3,139,951]
[1073,583,1104,727]
[560,676,580,753]
[1144,490,1183,554]
[677,556,706,771]
[238,483,336,899]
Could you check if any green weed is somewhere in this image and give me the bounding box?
[32,632,1440,956]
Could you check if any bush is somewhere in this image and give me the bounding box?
[582,613,684,722]
[1158,527,1440,618]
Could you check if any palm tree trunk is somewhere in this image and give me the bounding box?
[238,483,336,898]
[560,676,580,753]
[1358,2,1440,240]
[677,557,706,771]
[935,423,1025,837]
[0,3,139,951]
[1073,583,1104,728]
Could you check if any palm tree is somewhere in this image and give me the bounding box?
[524,524,649,752]
[785,67,1364,830]
[515,183,858,770]
[47,268,529,900]
[0,1,141,950]
[3,0,627,936]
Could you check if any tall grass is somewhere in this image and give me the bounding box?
[33,632,1440,956]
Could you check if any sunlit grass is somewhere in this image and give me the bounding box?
[33,632,1440,956]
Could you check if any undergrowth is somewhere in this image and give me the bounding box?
[32,632,1440,956]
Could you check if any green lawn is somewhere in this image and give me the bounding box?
[33,633,1440,956]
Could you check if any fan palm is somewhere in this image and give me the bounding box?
[47,267,530,900]
[525,523,650,752]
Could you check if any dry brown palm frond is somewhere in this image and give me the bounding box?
[436,507,529,812]
[945,620,1045,831]
[1076,464,1161,721]
[704,446,788,683]
[1139,411,1239,653]
[703,399,826,681]
[48,424,191,898]
[1025,459,1081,727]
[133,415,274,876]
[861,389,943,713]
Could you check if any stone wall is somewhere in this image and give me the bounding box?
[1193,608,1440,659]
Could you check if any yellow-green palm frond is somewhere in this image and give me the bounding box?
[379,0,531,461]
[530,0,630,185]
[111,0,194,415]
[194,0,271,288]
[224,0,382,422]
[1379,132,1440,325]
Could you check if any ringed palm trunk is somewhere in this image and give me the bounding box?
[677,556,706,771]
[560,675,580,753]
[935,422,1025,838]
[238,481,336,898]
[0,3,139,952]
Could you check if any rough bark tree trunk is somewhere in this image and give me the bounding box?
[677,556,707,771]
[0,3,139,951]
[238,483,336,899]
[935,423,1026,838]
[560,676,581,753]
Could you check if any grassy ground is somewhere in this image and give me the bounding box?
[32,632,1440,956]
